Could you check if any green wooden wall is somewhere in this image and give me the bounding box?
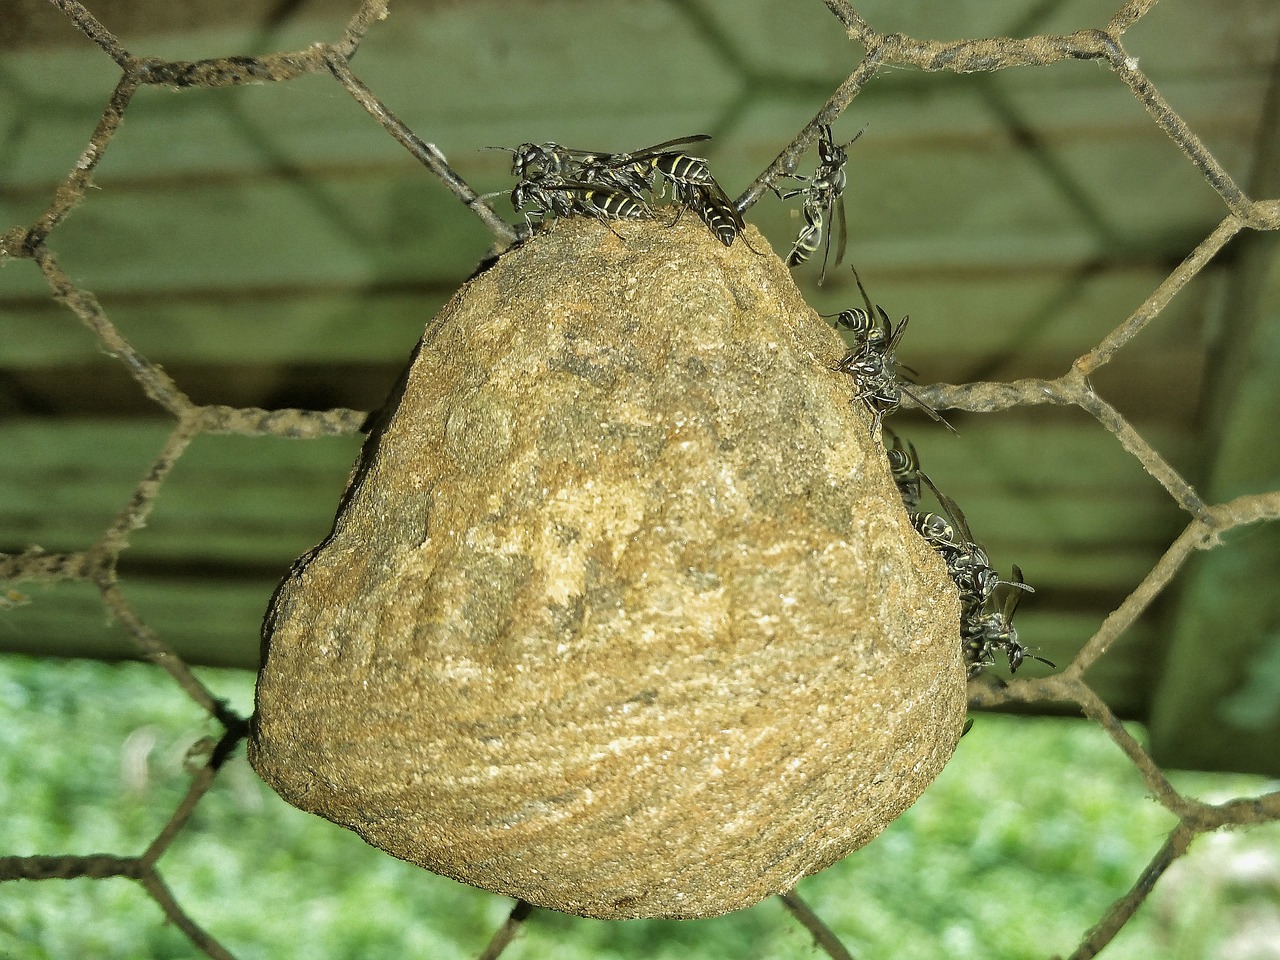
[3,0,1280,773]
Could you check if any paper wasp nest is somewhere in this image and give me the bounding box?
[249,217,965,920]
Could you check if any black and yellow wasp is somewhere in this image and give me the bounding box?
[774,124,862,284]
[493,134,747,247]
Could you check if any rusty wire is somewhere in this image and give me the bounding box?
[3,1,1280,958]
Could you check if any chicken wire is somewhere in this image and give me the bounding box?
[2,1,1280,958]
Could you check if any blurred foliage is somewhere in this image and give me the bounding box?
[2,655,1277,960]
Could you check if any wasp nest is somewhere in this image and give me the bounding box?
[249,217,965,920]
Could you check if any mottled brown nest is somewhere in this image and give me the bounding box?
[249,216,964,920]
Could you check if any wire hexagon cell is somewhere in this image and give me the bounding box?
[7,0,1280,957]
[249,217,966,920]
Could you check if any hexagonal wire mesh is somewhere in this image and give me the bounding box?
[2,0,1280,957]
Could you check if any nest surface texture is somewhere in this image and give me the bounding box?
[249,217,965,920]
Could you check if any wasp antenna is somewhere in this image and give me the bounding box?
[900,384,958,435]
[1009,564,1036,593]
[851,266,875,315]
[739,229,767,257]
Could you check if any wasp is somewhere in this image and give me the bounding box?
[883,428,924,513]
[492,137,701,232]
[912,510,959,552]
[914,476,1048,677]
[884,431,1047,677]
[503,140,568,181]
[650,150,719,197]
[774,123,862,284]
[510,179,651,226]
[783,197,825,271]
[919,474,1034,613]
[960,566,1053,678]
[494,134,753,248]
[831,289,902,430]
[832,304,889,350]
[628,147,752,249]
[832,270,952,434]
[619,143,748,249]
[498,135,717,205]
[585,137,722,202]
[677,182,745,247]
[833,307,912,432]
[501,135,712,189]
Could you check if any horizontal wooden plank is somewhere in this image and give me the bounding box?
[34,175,493,294]
[1,417,1188,592]
[0,422,359,563]
[0,344,1209,440]
[0,360,403,418]
[0,258,1211,372]
[3,14,1260,296]
[0,577,268,669]
[0,288,449,368]
[4,0,1275,758]
[4,0,354,51]
[0,415,1189,515]
[6,15,1271,190]
[11,147,1211,298]
[884,413,1199,499]
[972,543,1171,592]
[0,580,1163,720]
[11,0,1279,80]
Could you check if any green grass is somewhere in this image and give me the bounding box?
[2,655,1277,960]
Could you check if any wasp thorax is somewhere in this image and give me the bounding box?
[249,217,965,921]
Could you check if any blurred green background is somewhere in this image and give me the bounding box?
[2,656,1277,959]
[4,0,1280,956]
[5,0,1280,771]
